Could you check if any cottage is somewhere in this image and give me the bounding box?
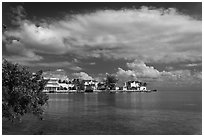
[58,83,69,90]
[67,81,75,90]
[44,78,60,92]
[123,86,127,91]
[115,87,119,90]
[97,82,106,90]
[83,80,98,90]
[125,80,141,90]
[123,80,147,91]
[140,86,147,91]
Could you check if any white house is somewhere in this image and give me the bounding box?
[68,83,75,89]
[123,80,147,91]
[123,86,127,91]
[130,81,140,88]
[140,86,147,91]
[125,81,141,90]
[58,83,69,90]
[115,87,119,90]
[83,80,98,90]
[43,78,60,92]
[97,81,106,90]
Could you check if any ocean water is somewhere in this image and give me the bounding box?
[2,91,202,135]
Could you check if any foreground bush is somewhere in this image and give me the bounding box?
[2,59,49,122]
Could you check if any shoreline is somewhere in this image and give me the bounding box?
[44,89,157,94]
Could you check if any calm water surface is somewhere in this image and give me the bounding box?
[3,91,202,135]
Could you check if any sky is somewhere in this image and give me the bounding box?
[2,2,202,91]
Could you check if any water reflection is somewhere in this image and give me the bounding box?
[44,91,202,134]
[3,91,202,135]
[47,91,201,117]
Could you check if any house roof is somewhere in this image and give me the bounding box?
[49,78,59,80]
[45,83,60,87]
[59,83,68,87]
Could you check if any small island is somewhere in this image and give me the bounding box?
[42,75,157,93]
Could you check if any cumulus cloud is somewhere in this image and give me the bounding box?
[116,68,136,83]
[184,63,202,67]
[3,38,43,62]
[89,62,96,65]
[116,60,202,86]
[10,5,27,24]
[126,60,161,78]
[3,6,201,65]
[116,60,165,83]
[3,55,42,66]
[70,66,83,71]
[168,70,202,81]
[73,72,93,80]
[43,69,68,80]
[193,71,202,80]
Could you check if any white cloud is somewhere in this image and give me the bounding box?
[3,6,201,64]
[89,62,96,65]
[10,5,27,25]
[116,60,202,86]
[73,72,93,80]
[116,60,164,83]
[3,39,42,62]
[3,55,42,66]
[43,69,68,80]
[73,58,79,63]
[126,60,161,78]
[184,63,202,67]
[70,66,82,71]
[116,68,136,83]
[168,70,202,81]
[4,23,67,54]
[194,71,202,80]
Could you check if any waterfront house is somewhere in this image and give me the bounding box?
[123,86,127,91]
[82,80,98,90]
[58,83,69,90]
[115,87,119,90]
[67,81,75,90]
[125,80,141,90]
[43,78,60,92]
[140,86,147,91]
[97,82,106,90]
[123,80,147,91]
